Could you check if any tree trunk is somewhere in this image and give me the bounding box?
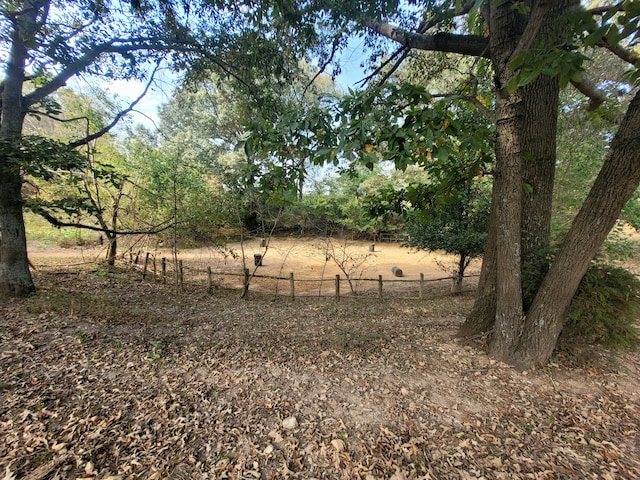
[0,173,35,296]
[460,0,569,338]
[510,89,640,369]
[520,75,559,305]
[451,253,467,294]
[0,4,37,296]
[477,0,526,362]
[106,234,118,266]
[489,88,524,362]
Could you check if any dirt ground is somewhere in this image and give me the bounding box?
[1,244,639,479]
[28,238,481,297]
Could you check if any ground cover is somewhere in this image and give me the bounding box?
[1,252,639,479]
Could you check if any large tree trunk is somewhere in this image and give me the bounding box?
[460,74,559,337]
[460,0,568,338]
[488,88,524,361]
[510,89,640,369]
[0,5,36,296]
[0,173,34,295]
[463,0,526,361]
[520,74,559,297]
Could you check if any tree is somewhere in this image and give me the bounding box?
[247,0,640,368]
[405,181,490,293]
[365,1,640,368]
[0,0,316,295]
[23,88,145,265]
[0,0,179,294]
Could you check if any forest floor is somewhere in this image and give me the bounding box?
[1,243,640,479]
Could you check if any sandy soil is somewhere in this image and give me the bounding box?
[28,237,481,297]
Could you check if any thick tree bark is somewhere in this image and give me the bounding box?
[460,0,569,337]
[461,74,559,337]
[520,76,559,272]
[472,0,525,362]
[0,174,34,295]
[0,4,38,296]
[510,89,640,369]
[488,90,524,361]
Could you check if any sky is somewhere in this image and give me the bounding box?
[95,36,371,131]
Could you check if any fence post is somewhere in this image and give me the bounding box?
[142,252,150,280]
[419,273,425,300]
[178,260,184,288]
[378,275,383,301]
[335,274,340,302]
[289,272,295,300]
[153,256,157,283]
[162,258,167,283]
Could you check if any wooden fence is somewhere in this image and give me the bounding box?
[130,251,478,300]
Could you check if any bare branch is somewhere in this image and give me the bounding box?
[462,95,496,121]
[570,74,607,111]
[362,1,480,86]
[68,63,160,148]
[588,5,620,16]
[197,49,255,92]
[33,206,176,236]
[596,40,639,65]
[27,110,89,124]
[23,38,180,107]
[304,29,345,96]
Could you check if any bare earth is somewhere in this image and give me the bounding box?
[1,241,639,479]
[28,238,482,296]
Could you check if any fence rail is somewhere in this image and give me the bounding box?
[131,252,478,301]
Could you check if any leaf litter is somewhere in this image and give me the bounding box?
[0,267,639,479]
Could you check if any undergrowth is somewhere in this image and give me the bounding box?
[560,263,640,350]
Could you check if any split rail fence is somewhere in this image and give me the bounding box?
[129,251,478,301]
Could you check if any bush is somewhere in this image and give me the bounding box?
[560,264,640,349]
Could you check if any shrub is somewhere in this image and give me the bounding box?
[560,263,640,349]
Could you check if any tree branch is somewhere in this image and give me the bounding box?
[33,206,175,236]
[570,74,607,111]
[508,1,552,65]
[23,38,178,107]
[365,19,490,58]
[304,28,345,96]
[596,39,639,65]
[68,63,160,148]
[361,1,480,86]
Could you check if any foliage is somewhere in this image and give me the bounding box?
[405,181,490,260]
[245,82,494,178]
[126,132,233,246]
[0,136,86,180]
[561,263,640,349]
[402,179,489,292]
